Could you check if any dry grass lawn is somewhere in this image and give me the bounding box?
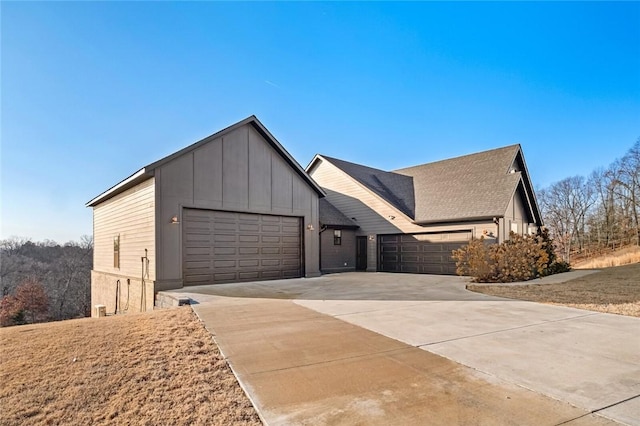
[0,307,260,426]
[573,245,640,269]
[468,262,640,317]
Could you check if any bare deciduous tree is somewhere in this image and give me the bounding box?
[0,236,93,325]
[540,139,640,262]
[539,176,594,262]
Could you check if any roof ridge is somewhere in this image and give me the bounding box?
[394,144,521,172]
[319,154,393,175]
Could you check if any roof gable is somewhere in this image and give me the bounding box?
[394,145,523,223]
[319,198,359,228]
[87,116,324,207]
[315,156,415,219]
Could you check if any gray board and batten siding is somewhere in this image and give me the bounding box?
[318,198,359,274]
[152,121,322,288]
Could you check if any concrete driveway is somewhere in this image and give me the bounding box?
[169,272,640,425]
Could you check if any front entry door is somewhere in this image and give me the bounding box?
[356,236,367,271]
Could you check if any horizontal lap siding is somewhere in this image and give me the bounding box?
[309,160,413,235]
[93,178,155,280]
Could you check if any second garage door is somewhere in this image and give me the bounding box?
[183,209,302,285]
[379,231,472,275]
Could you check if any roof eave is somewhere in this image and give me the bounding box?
[413,215,501,225]
[146,116,325,198]
[85,168,152,207]
[320,223,360,229]
[516,149,543,225]
[88,116,325,207]
[250,120,325,198]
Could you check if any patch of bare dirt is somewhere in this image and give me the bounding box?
[468,263,640,317]
[0,307,261,426]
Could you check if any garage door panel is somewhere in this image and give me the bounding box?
[261,215,281,222]
[213,272,237,282]
[214,247,236,255]
[185,246,211,255]
[262,247,281,255]
[238,272,260,280]
[262,236,280,243]
[239,223,260,232]
[214,260,237,268]
[379,232,470,275]
[185,276,210,285]
[183,209,302,285]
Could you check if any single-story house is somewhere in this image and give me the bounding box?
[86,116,324,314]
[87,116,542,314]
[308,144,542,274]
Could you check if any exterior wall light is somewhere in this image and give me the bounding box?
[170,216,180,224]
[306,224,315,231]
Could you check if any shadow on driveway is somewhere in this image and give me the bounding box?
[170,272,510,302]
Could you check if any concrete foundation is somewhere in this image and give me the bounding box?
[91,270,155,317]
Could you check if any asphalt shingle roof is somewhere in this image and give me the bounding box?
[319,198,359,228]
[394,145,522,223]
[319,156,415,218]
[321,145,523,223]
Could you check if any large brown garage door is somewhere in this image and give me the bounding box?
[379,231,472,275]
[183,209,302,285]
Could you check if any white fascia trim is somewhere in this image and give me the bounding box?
[85,168,147,207]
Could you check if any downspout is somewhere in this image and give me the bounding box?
[493,217,502,244]
[318,225,328,273]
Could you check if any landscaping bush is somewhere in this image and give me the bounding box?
[451,237,493,281]
[535,227,571,276]
[452,230,571,283]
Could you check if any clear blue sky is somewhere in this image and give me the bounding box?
[2,2,639,243]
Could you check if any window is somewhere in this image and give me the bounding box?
[114,235,120,268]
[333,229,342,245]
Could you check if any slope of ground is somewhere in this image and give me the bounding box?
[0,307,260,426]
[468,263,640,317]
[572,245,640,269]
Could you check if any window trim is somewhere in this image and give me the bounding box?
[333,229,342,245]
[114,235,120,268]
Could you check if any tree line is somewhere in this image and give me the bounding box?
[538,139,640,263]
[1,236,92,326]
